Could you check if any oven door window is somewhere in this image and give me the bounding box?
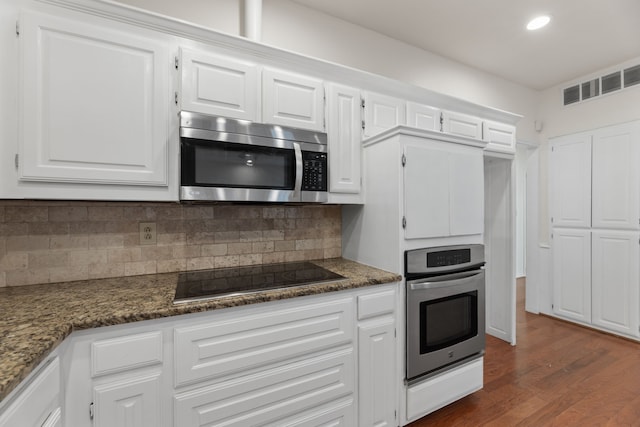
[419,291,478,353]
[182,139,295,189]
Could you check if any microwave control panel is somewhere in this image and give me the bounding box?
[302,152,327,191]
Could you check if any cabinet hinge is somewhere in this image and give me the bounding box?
[89,402,94,420]
[394,328,397,338]
[402,216,406,229]
[15,20,19,36]
[174,56,179,70]
[14,154,18,169]
[401,153,406,167]
[360,98,365,109]
[439,112,444,132]
[551,217,554,223]
[174,91,178,105]
[361,120,365,131]
[395,410,397,420]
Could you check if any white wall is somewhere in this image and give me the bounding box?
[115,0,539,143]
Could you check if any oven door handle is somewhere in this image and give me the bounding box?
[292,142,303,200]
[409,269,484,290]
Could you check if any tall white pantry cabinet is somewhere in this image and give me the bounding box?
[550,120,640,338]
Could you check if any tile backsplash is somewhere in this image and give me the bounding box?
[0,201,342,287]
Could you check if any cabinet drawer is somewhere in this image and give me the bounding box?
[91,331,163,377]
[357,288,396,320]
[406,357,483,422]
[174,297,354,386]
[174,348,354,426]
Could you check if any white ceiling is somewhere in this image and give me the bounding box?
[290,0,640,90]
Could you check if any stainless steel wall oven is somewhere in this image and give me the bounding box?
[405,244,485,382]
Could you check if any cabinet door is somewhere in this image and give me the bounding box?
[483,120,516,153]
[592,230,640,337]
[358,318,396,427]
[550,133,592,228]
[592,123,640,230]
[180,48,258,121]
[406,102,439,131]
[403,144,450,239]
[20,11,169,186]
[449,147,484,236]
[93,373,161,427]
[442,111,482,140]
[327,83,362,196]
[262,68,324,131]
[0,357,60,427]
[363,92,406,138]
[552,228,591,324]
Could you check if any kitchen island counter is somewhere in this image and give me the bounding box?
[0,258,400,403]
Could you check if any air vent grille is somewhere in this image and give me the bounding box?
[581,79,599,100]
[563,85,580,105]
[624,64,640,88]
[563,62,640,106]
[602,71,621,94]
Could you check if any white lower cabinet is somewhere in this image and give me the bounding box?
[56,284,399,427]
[552,228,592,324]
[592,230,640,337]
[93,373,162,427]
[356,288,397,427]
[0,356,61,427]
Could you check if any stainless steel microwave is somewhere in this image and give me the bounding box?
[180,111,328,203]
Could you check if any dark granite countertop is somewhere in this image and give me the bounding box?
[0,258,400,403]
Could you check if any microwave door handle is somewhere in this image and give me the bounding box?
[292,142,303,200]
[409,269,483,290]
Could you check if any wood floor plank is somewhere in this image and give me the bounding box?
[407,279,640,426]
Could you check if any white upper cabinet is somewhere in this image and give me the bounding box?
[442,111,483,140]
[326,83,362,201]
[262,68,325,131]
[180,48,258,121]
[449,148,484,235]
[363,92,406,138]
[592,123,640,230]
[406,102,439,131]
[483,120,516,153]
[20,11,170,187]
[404,140,483,239]
[550,132,592,228]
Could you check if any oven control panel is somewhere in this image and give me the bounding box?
[406,244,485,276]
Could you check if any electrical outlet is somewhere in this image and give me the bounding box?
[139,222,157,245]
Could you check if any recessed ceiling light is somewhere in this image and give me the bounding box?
[526,15,551,31]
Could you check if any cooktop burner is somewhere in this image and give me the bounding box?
[173,261,345,304]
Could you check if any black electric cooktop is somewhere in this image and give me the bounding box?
[173,261,346,304]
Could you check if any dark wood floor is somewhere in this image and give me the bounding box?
[408,278,640,426]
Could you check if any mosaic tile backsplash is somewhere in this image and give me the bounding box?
[0,201,342,287]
